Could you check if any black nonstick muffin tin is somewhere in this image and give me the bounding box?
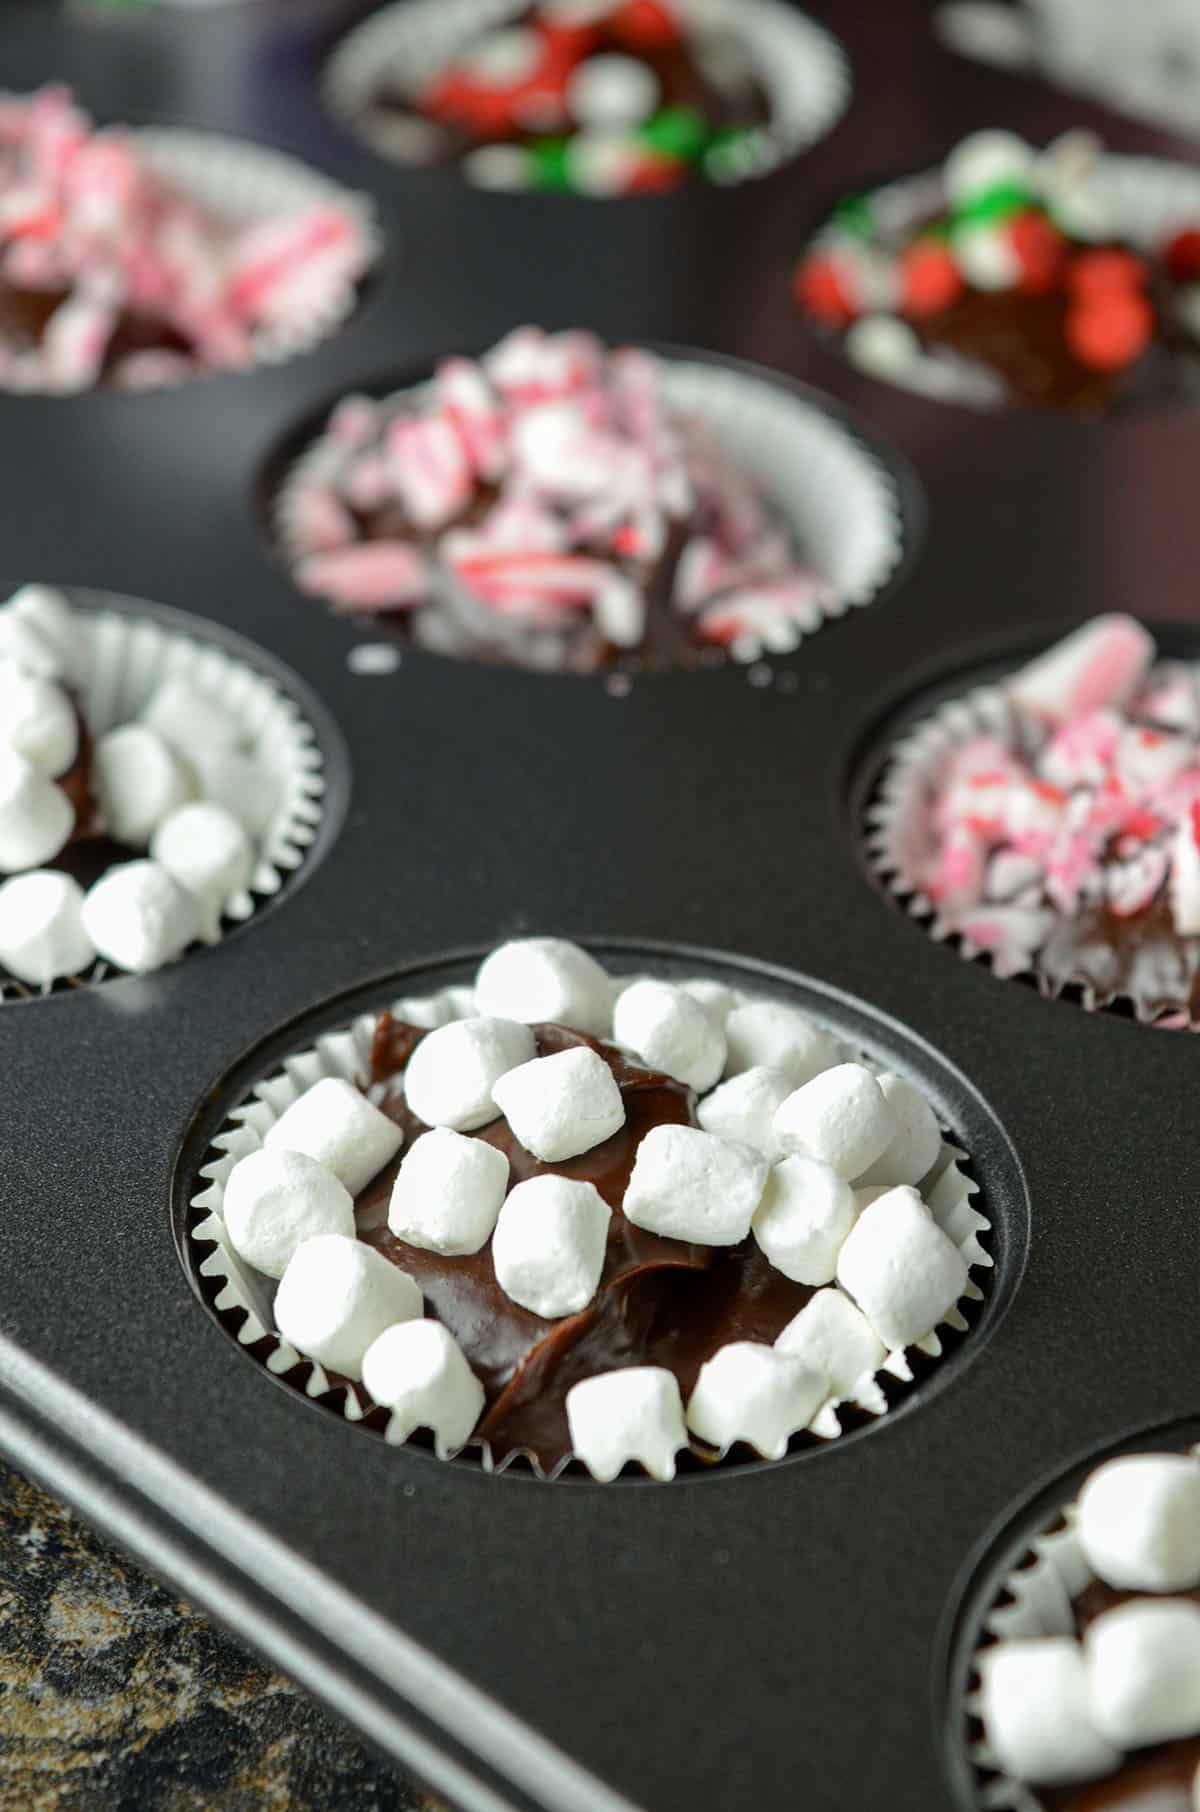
[3,4,1200,1811]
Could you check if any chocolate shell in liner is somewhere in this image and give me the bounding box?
[321,0,850,189]
[273,352,909,669]
[188,972,991,1480]
[1,590,325,998]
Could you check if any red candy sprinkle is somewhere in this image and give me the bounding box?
[611,0,682,51]
[1067,249,1146,301]
[1065,292,1154,371]
[793,254,857,326]
[1165,229,1200,285]
[1008,211,1066,296]
[898,239,962,317]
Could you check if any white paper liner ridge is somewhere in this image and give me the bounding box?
[188,975,993,1481]
[273,353,908,670]
[2,599,326,1000]
[321,0,850,188]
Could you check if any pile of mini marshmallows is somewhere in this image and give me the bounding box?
[0,85,372,391]
[409,0,764,196]
[913,615,1200,976]
[282,327,830,662]
[0,585,277,985]
[796,129,1200,386]
[980,1450,1200,1791]
[217,937,975,1478]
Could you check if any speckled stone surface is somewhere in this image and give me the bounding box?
[0,1465,443,1812]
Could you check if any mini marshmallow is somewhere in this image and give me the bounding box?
[491,1045,625,1163]
[139,676,245,761]
[696,1065,791,1159]
[679,977,737,1027]
[0,870,94,985]
[0,665,77,777]
[403,1016,536,1132]
[0,750,72,871]
[773,1063,896,1181]
[188,746,278,840]
[1077,1454,1200,1593]
[612,978,725,1091]
[222,1146,354,1279]
[150,802,253,942]
[686,1342,826,1459]
[361,1319,485,1457]
[387,1127,509,1255]
[853,1072,942,1188]
[93,724,193,847]
[944,129,1035,203]
[474,938,612,1037]
[567,53,661,128]
[979,1639,1120,1786]
[264,1077,403,1195]
[566,1367,688,1481]
[835,1186,968,1350]
[0,584,78,681]
[623,1124,768,1246]
[722,1000,838,1089]
[80,859,200,974]
[1085,1599,1200,1748]
[752,1155,859,1286]
[491,1175,610,1319]
[774,1288,886,1401]
[274,1233,422,1379]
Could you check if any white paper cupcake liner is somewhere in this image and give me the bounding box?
[814,154,1200,409]
[81,129,377,385]
[321,0,849,188]
[2,592,326,1000]
[274,353,907,668]
[187,971,992,1480]
[865,665,1200,1024]
[962,1437,1200,1811]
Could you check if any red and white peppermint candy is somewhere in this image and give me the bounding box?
[297,543,429,611]
[1170,803,1200,936]
[1039,708,1121,791]
[386,415,474,531]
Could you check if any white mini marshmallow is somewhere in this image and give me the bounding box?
[491,1045,625,1162]
[679,977,737,1027]
[773,1063,896,1181]
[0,749,72,872]
[139,676,245,762]
[150,801,253,941]
[1085,1599,1200,1748]
[835,1186,968,1350]
[3,584,82,681]
[686,1342,826,1459]
[612,978,725,1091]
[387,1127,509,1255]
[80,859,200,974]
[274,1233,422,1379]
[696,1065,791,1159]
[362,1319,484,1456]
[854,1072,942,1188]
[567,52,660,127]
[722,1000,838,1088]
[403,1016,536,1132]
[474,937,612,1037]
[189,746,278,840]
[1077,1454,1200,1593]
[222,1146,354,1279]
[93,724,193,847]
[752,1155,859,1286]
[566,1367,688,1481]
[491,1175,610,1319]
[623,1124,767,1246]
[264,1077,403,1195]
[944,129,1035,203]
[0,870,94,985]
[774,1288,886,1401]
[979,1639,1120,1786]
[0,664,77,777]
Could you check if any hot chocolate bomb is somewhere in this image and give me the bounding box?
[216,939,984,1478]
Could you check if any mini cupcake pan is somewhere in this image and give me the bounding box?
[2,3,1200,1810]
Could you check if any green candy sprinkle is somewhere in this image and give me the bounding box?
[952,181,1034,226]
[529,138,572,192]
[639,107,709,164]
[831,193,876,239]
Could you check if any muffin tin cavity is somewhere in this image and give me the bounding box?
[0,587,342,1000]
[177,943,1025,1482]
[261,341,918,674]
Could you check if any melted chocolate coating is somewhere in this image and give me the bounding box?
[356,1017,817,1468]
[1037,892,1200,1025]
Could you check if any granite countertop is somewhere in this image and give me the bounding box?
[0,1466,442,1811]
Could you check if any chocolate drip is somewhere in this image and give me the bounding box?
[1037,892,1200,1023]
